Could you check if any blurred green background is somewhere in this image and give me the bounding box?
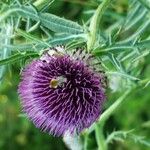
[0,0,150,150]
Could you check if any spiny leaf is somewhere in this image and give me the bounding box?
[120,19,150,43]
[106,71,140,81]
[124,9,147,32]
[0,52,39,66]
[123,1,147,31]
[93,40,150,55]
[130,134,150,147]
[27,21,40,32]
[39,13,83,34]
[0,34,85,52]
[0,21,13,83]
[108,54,124,72]
[131,50,150,62]
[16,29,50,47]
[106,130,150,147]
[0,5,84,34]
[106,130,134,144]
[137,0,150,10]
[124,1,141,26]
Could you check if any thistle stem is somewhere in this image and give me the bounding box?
[88,89,131,133]
[83,132,88,150]
[95,124,107,150]
[87,0,111,51]
[94,89,131,149]
[99,89,131,124]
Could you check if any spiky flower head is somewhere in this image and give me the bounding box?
[18,46,106,136]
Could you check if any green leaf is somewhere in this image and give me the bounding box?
[106,130,134,144]
[0,34,85,52]
[39,13,83,34]
[0,21,13,82]
[130,134,150,147]
[16,29,45,43]
[0,52,39,66]
[120,19,150,43]
[106,71,140,81]
[106,129,150,147]
[124,1,141,27]
[137,0,150,10]
[16,29,51,47]
[27,21,40,32]
[131,50,150,62]
[108,54,124,72]
[123,1,147,31]
[92,40,150,55]
[124,8,147,32]
[0,5,84,34]
[87,0,111,50]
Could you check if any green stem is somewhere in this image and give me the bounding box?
[88,89,131,133]
[99,89,131,124]
[87,0,111,51]
[94,89,131,150]
[95,124,107,150]
[83,133,88,150]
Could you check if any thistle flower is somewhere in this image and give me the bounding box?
[18,46,106,136]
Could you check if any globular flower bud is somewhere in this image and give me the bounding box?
[18,46,106,136]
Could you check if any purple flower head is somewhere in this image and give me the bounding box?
[18,46,106,136]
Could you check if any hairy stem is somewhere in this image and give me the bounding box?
[88,89,131,133]
[99,89,131,124]
[95,124,107,150]
[83,132,88,150]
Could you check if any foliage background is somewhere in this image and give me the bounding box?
[0,0,150,150]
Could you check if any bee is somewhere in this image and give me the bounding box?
[50,76,67,89]
[40,45,65,63]
[41,45,65,57]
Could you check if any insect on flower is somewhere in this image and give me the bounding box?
[18,45,107,136]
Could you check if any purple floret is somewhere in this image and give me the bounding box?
[18,50,106,136]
